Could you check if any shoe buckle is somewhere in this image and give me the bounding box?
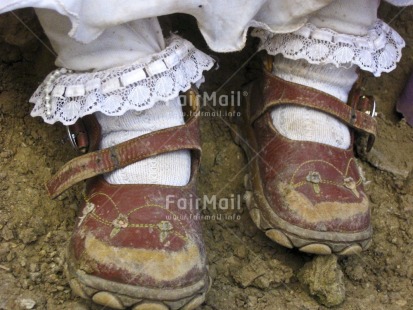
[66,126,79,149]
[359,95,377,118]
[370,99,377,117]
[65,119,89,154]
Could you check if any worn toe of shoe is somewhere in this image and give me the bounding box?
[66,178,208,309]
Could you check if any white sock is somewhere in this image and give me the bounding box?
[270,56,358,149]
[96,98,191,185]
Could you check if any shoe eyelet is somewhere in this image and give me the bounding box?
[112,214,129,228]
[343,177,360,198]
[306,171,321,195]
[306,171,321,184]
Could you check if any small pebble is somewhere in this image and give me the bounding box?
[18,298,36,310]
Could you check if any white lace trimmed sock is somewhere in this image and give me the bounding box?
[96,97,191,186]
[270,55,359,150]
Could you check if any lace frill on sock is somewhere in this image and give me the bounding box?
[30,36,214,125]
[253,20,405,77]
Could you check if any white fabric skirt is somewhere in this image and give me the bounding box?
[0,0,411,124]
[1,0,411,51]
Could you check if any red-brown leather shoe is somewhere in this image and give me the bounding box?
[233,60,377,255]
[47,89,210,310]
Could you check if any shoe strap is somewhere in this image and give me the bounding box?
[250,70,377,145]
[47,89,201,199]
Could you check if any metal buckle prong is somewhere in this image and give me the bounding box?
[66,126,79,150]
[361,95,377,117]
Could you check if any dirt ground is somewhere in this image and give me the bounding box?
[0,4,412,310]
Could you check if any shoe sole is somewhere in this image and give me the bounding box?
[230,88,372,255]
[65,250,211,310]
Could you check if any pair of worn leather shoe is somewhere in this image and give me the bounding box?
[47,57,376,309]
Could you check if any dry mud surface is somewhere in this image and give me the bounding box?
[0,4,412,310]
